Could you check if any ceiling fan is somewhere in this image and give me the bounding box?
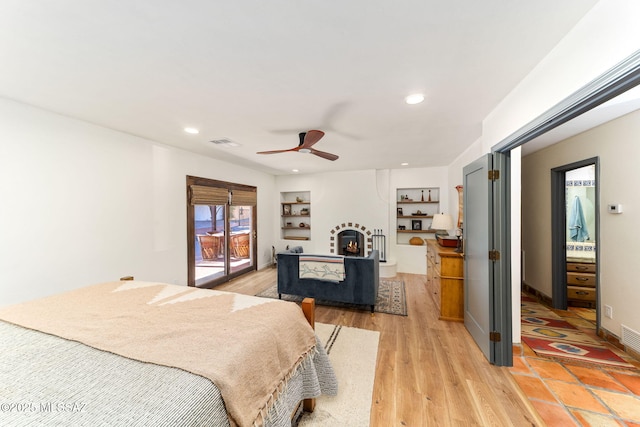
[256,130,339,161]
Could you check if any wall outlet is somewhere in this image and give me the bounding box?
[605,305,613,319]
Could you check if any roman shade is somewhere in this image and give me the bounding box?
[230,189,256,206]
[189,185,228,206]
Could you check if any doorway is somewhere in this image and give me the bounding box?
[551,158,600,331]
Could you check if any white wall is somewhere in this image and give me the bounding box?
[0,98,277,307]
[483,0,640,150]
[276,166,449,274]
[522,109,640,338]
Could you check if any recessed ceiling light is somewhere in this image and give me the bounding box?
[292,169,299,173]
[401,162,409,166]
[405,94,424,105]
[184,127,199,134]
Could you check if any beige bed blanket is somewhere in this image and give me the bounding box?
[0,281,317,427]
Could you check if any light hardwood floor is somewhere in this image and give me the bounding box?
[218,268,543,426]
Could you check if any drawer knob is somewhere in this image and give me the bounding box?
[576,266,589,270]
[576,291,589,295]
[576,277,589,281]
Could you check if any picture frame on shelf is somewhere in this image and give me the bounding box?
[412,219,422,230]
[283,204,291,215]
[397,207,403,216]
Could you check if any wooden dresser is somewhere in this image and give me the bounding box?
[566,261,596,308]
[426,239,464,321]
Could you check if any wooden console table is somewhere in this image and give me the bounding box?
[426,239,464,322]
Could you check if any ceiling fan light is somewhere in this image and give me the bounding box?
[405,94,424,105]
[298,148,311,154]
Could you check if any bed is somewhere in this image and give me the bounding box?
[0,280,337,426]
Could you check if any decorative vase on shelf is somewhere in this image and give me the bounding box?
[428,189,432,202]
[409,236,424,245]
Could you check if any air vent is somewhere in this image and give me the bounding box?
[209,138,239,147]
[621,324,640,354]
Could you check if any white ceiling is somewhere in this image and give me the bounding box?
[0,1,602,175]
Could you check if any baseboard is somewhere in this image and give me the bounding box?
[521,282,552,306]
[597,328,626,352]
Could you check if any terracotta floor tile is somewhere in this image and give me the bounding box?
[521,341,537,357]
[570,409,625,427]
[545,379,609,413]
[592,389,640,420]
[608,371,640,395]
[513,343,524,357]
[565,365,628,392]
[512,374,557,402]
[509,356,532,375]
[530,400,579,427]
[528,358,576,382]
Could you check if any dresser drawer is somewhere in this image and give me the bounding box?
[567,286,596,302]
[567,272,596,287]
[567,262,596,273]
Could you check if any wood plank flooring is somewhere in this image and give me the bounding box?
[219,268,543,426]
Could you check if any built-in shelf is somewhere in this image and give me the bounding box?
[281,191,311,241]
[396,187,440,245]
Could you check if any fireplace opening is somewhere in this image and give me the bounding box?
[338,230,364,257]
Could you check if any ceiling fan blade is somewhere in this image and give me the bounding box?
[299,130,325,149]
[310,148,339,161]
[256,148,297,155]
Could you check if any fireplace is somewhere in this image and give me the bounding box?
[337,229,364,256]
[329,222,374,256]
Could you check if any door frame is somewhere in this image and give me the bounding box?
[551,158,600,325]
[492,50,640,153]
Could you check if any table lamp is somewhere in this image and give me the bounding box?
[430,213,453,237]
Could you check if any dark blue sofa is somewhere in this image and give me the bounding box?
[277,247,380,312]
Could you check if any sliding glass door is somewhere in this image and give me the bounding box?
[187,176,256,287]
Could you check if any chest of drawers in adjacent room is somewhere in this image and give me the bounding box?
[566,261,596,307]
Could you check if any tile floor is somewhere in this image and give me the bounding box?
[510,298,640,426]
